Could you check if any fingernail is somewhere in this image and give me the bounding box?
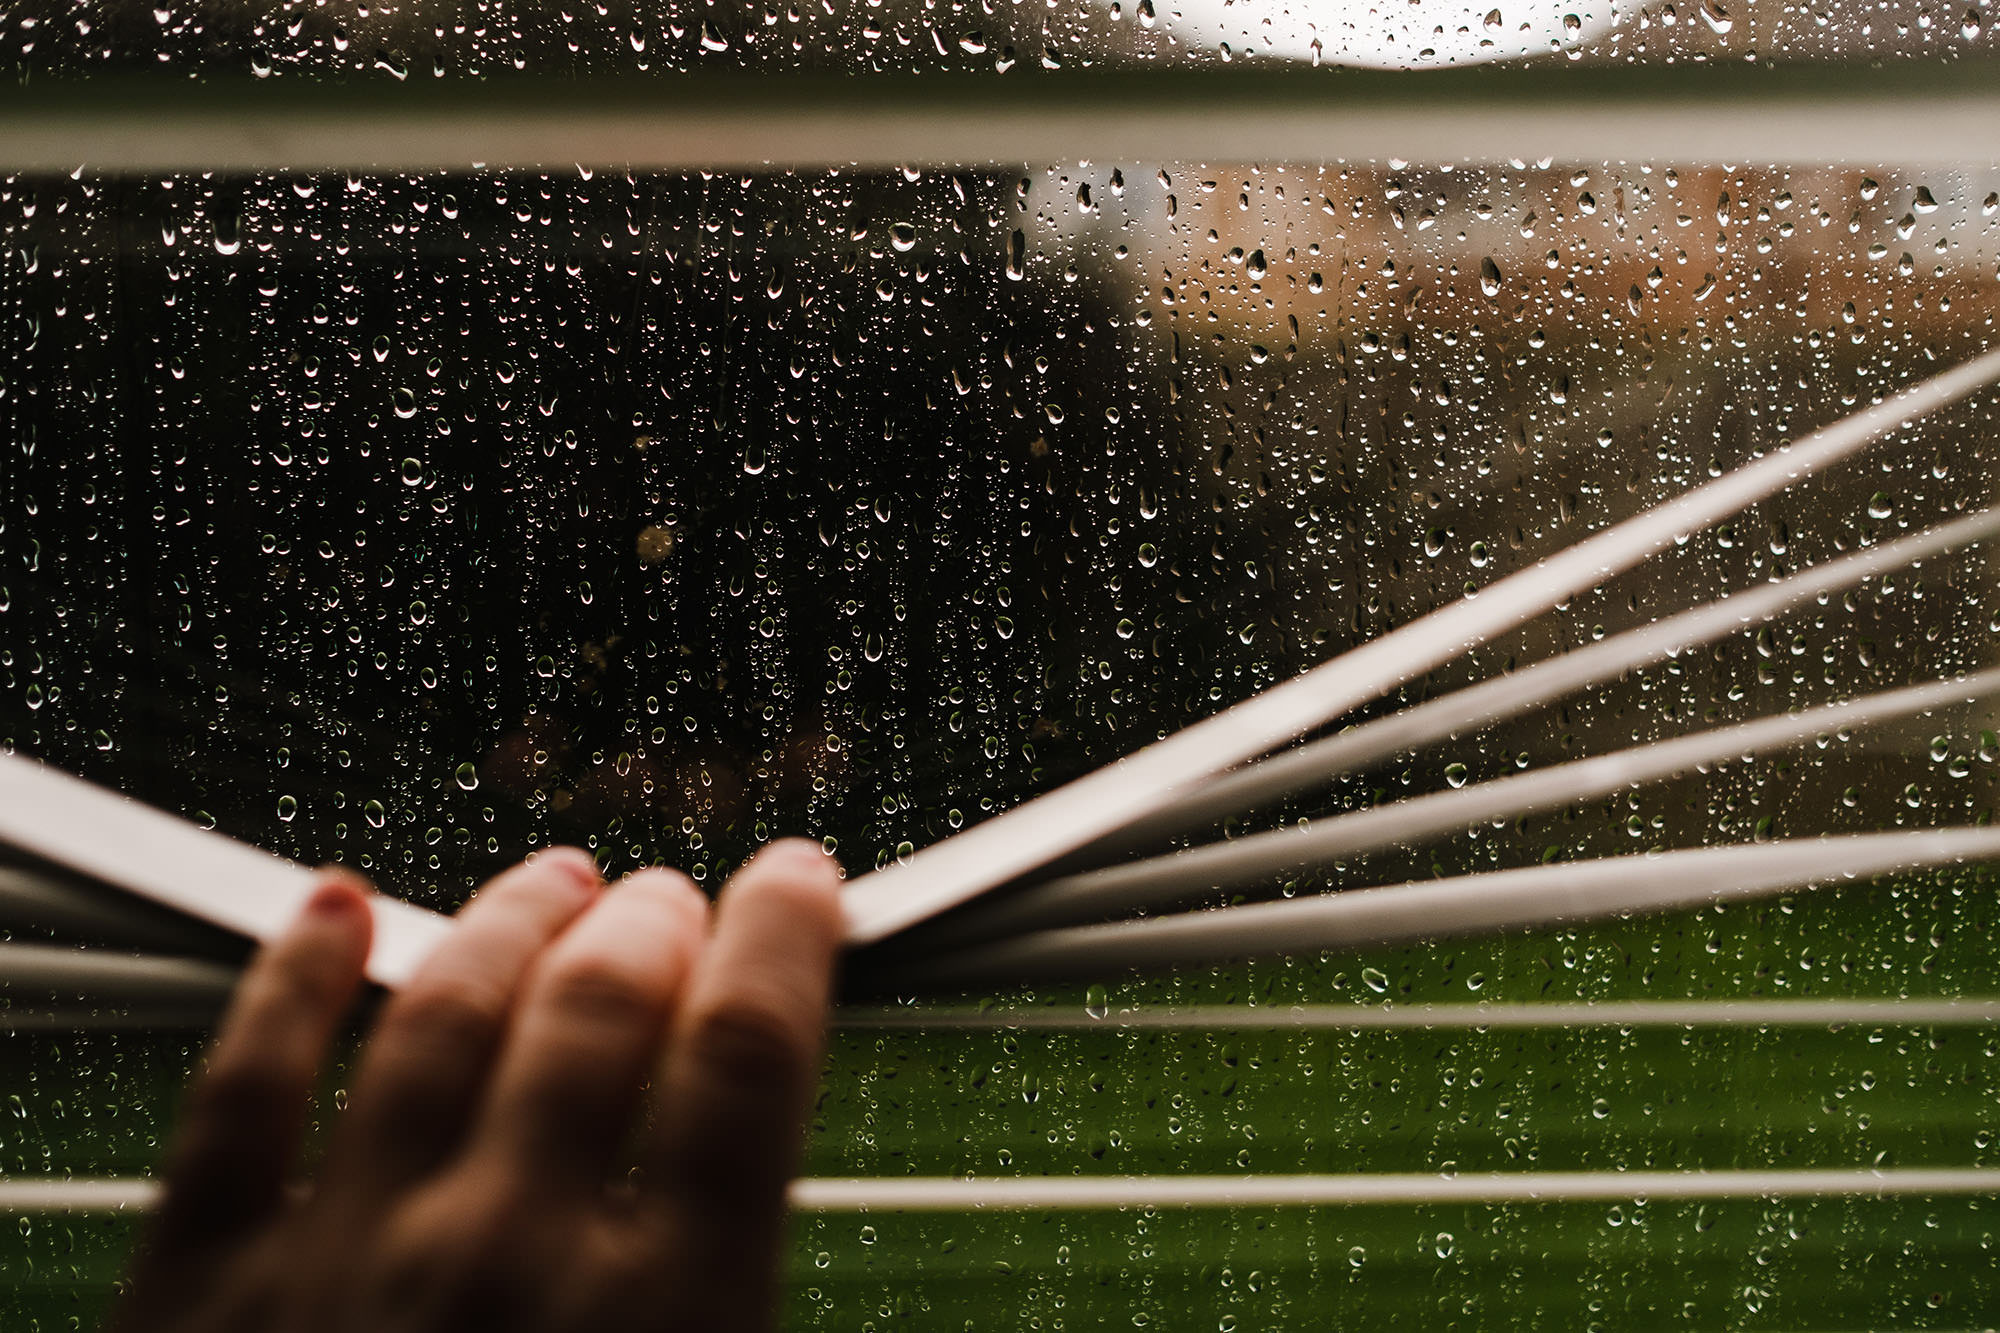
[535,846,604,896]
[306,879,362,918]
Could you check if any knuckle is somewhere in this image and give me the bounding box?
[538,956,662,1029]
[391,975,511,1051]
[245,958,336,1018]
[380,1193,497,1293]
[424,1181,545,1286]
[189,1058,291,1128]
[379,1214,458,1283]
[686,996,813,1091]
[406,1175,524,1248]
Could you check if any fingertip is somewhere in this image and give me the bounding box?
[772,835,844,875]
[620,866,710,922]
[532,845,605,895]
[727,841,845,942]
[305,873,368,919]
[741,837,843,892]
[297,874,375,965]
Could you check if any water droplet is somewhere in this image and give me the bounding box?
[454,762,479,791]
[277,794,298,822]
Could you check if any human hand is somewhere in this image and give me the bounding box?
[114,839,846,1333]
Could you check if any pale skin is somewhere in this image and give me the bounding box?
[113,839,848,1333]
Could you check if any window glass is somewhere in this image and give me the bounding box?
[7,21,2000,1332]
[8,161,1996,880]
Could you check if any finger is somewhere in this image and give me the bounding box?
[645,840,843,1323]
[463,868,708,1190]
[318,848,601,1200]
[152,873,373,1251]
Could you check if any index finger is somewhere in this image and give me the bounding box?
[145,875,372,1270]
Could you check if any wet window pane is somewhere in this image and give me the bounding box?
[9,162,1997,874]
[7,11,2000,1327]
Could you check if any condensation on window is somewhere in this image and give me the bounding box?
[5,118,2000,1333]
